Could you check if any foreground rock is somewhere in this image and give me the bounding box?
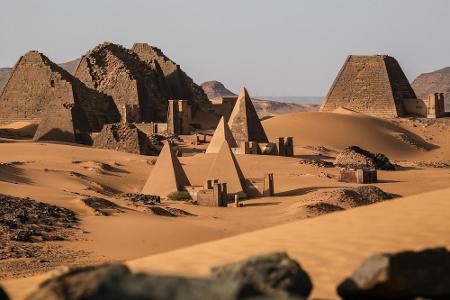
[0,286,9,300]
[27,264,260,300]
[211,252,313,299]
[334,146,395,170]
[337,247,450,300]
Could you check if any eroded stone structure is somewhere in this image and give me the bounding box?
[0,51,119,143]
[206,117,237,154]
[132,43,209,109]
[339,168,378,184]
[194,180,228,207]
[92,123,157,155]
[321,55,446,118]
[74,42,168,123]
[167,100,191,135]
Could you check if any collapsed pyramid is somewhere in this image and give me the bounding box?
[206,141,246,197]
[142,141,190,197]
[320,55,417,118]
[206,117,237,153]
[228,87,268,144]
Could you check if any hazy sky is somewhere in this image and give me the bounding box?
[1,0,450,96]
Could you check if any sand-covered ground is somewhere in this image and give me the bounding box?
[1,112,450,299]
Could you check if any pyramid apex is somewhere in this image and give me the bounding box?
[206,117,237,154]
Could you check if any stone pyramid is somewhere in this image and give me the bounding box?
[206,141,246,197]
[228,87,268,144]
[0,51,119,143]
[132,43,209,108]
[206,117,238,154]
[74,42,169,122]
[142,141,190,197]
[320,55,417,118]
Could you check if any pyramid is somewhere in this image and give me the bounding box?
[0,51,119,143]
[74,42,169,122]
[228,87,268,144]
[132,43,209,108]
[142,141,190,197]
[206,142,246,197]
[206,117,238,153]
[320,55,417,118]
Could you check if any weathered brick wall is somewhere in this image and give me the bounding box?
[75,42,168,122]
[320,55,415,118]
[132,43,209,110]
[0,51,118,133]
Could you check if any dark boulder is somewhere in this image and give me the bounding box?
[0,286,9,300]
[334,146,396,170]
[337,247,450,300]
[211,252,312,299]
[27,263,262,300]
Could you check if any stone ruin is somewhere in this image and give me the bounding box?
[320,55,446,118]
[195,179,228,207]
[92,123,159,155]
[338,168,378,184]
[132,43,209,109]
[167,99,191,135]
[74,42,168,123]
[0,51,120,143]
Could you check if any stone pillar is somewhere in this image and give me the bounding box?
[274,137,285,156]
[167,100,179,135]
[285,137,294,157]
[213,182,222,206]
[263,173,274,196]
[221,183,228,207]
[240,141,250,154]
[249,141,259,154]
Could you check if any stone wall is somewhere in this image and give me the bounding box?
[75,42,168,123]
[320,55,416,118]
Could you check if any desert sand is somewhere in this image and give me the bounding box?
[1,112,450,299]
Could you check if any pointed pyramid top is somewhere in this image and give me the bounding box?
[142,141,190,197]
[228,87,268,144]
[206,142,246,197]
[206,117,237,154]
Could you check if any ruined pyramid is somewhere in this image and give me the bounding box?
[206,141,246,197]
[320,55,417,118]
[142,141,190,197]
[206,117,238,154]
[132,43,209,108]
[228,87,268,144]
[0,51,119,143]
[74,42,169,123]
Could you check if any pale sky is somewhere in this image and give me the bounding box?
[1,0,450,96]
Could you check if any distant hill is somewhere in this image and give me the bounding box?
[201,80,236,99]
[201,80,319,117]
[412,67,450,111]
[58,58,81,75]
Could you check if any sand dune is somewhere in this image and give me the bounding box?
[125,188,450,299]
[263,112,440,159]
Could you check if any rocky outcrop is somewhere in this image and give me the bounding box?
[211,252,313,299]
[334,146,396,170]
[0,51,119,142]
[74,42,169,122]
[132,43,209,110]
[338,247,450,300]
[412,67,450,111]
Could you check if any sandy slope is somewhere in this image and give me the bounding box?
[263,112,449,160]
[4,188,449,299]
[125,188,450,299]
